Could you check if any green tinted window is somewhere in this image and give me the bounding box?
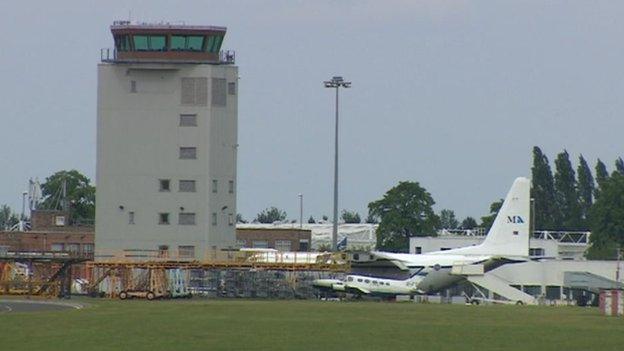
[133,35,148,50]
[205,36,216,52]
[187,36,204,51]
[171,36,185,50]
[150,36,166,51]
[115,35,130,51]
[206,35,224,53]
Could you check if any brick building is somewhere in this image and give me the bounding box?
[0,211,94,255]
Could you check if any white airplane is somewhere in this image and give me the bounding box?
[314,177,530,298]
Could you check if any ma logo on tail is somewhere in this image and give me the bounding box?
[506,216,524,224]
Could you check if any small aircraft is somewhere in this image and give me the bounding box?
[313,177,531,298]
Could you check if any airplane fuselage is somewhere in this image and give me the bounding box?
[314,254,491,296]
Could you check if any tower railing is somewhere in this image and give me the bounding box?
[100,48,235,64]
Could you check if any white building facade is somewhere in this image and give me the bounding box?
[95,23,238,260]
[410,230,590,260]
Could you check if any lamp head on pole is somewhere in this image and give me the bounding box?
[324,76,351,88]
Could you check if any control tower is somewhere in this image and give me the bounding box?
[95,22,238,261]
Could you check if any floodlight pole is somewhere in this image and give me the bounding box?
[298,193,303,229]
[324,76,351,251]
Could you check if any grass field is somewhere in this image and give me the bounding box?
[1,298,623,351]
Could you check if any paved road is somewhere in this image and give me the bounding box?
[0,299,84,313]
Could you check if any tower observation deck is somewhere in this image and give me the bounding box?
[101,21,235,64]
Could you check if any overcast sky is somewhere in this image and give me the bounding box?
[1,0,623,222]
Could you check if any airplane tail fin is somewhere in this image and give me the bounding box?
[435,177,530,257]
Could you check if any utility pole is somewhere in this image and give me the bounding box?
[323,76,351,251]
[298,193,303,229]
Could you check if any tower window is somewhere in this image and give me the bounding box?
[158,245,169,258]
[212,180,218,193]
[212,78,226,106]
[179,114,197,127]
[178,213,196,225]
[128,211,135,224]
[133,35,166,51]
[159,213,170,225]
[178,246,195,258]
[228,82,236,95]
[179,180,196,192]
[211,212,217,226]
[228,180,234,194]
[130,80,137,93]
[205,35,224,53]
[159,179,170,191]
[181,77,208,106]
[170,35,205,52]
[179,147,197,159]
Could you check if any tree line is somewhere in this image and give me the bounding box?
[8,151,624,259]
[367,146,624,257]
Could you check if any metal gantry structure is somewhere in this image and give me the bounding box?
[87,251,349,299]
[0,251,89,298]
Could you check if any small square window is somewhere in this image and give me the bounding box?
[211,212,217,226]
[179,180,196,192]
[252,240,268,249]
[55,216,66,226]
[212,179,218,193]
[179,147,197,159]
[228,82,236,95]
[128,211,135,224]
[275,240,291,252]
[179,114,197,127]
[159,213,170,225]
[178,246,195,258]
[67,243,80,253]
[228,180,234,194]
[159,179,170,192]
[179,212,196,225]
[158,245,169,258]
[51,243,64,252]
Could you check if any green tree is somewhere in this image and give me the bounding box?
[576,155,594,229]
[480,199,503,232]
[41,170,95,221]
[368,181,439,252]
[341,210,361,224]
[554,150,582,230]
[586,173,624,259]
[438,209,459,229]
[531,146,557,229]
[0,204,19,230]
[365,212,378,224]
[307,216,316,224]
[480,199,504,232]
[595,159,609,197]
[616,157,624,175]
[255,207,287,223]
[236,213,247,223]
[459,216,478,230]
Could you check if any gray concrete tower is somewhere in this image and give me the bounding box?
[95,21,238,260]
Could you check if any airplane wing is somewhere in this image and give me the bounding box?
[345,286,371,295]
